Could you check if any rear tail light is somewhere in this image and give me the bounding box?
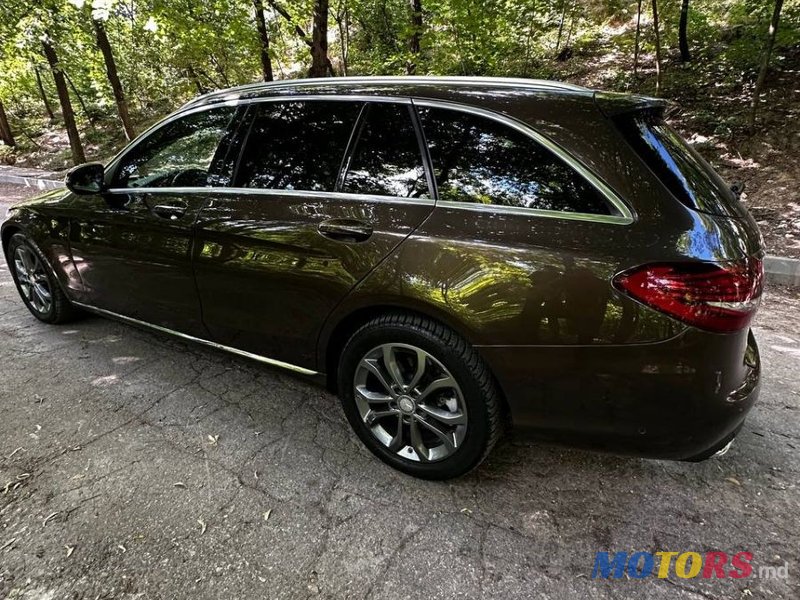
[613,258,763,333]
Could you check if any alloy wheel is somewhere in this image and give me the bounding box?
[353,343,468,462]
[13,245,53,315]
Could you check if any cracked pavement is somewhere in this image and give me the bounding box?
[1,185,799,599]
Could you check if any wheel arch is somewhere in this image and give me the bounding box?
[319,302,512,427]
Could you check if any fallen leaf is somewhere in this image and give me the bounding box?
[460,508,473,515]
[263,509,272,521]
[65,545,75,557]
[254,470,259,480]
[118,544,127,553]
[43,511,60,527]
[197,518,207,535]
[726,477,741,486]
[207,435,219,446]
[173,482,187,489]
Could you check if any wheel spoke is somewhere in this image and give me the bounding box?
[415,415,457,452]
[416,375,457,402]
[417,404,467,426]
[407,348,428,391]
[409,418,429,461]
[382,345,405,388]
[360,358,397,398]
[388,414,405,452]
[365,407,400,425]
[355,385,393,404]
[18,248,35,272]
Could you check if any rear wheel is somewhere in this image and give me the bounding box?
[338,313,502,479]
[7,233,77,324]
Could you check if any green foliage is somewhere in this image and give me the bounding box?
[0,0,797,166]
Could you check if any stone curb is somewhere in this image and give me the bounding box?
[764,256,800,288]
[1,171,799,288]
[0,172,63,190]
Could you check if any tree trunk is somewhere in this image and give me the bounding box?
[253,0,274,81]
[34,67,56,122]
[651,0,662,95]
[749,0,784,130]
[0,100,15,147]
[41,37,85,165]
[406,0,422,74]
[679,0,691,62]
[633,0,642,77]
[335,0,350,76]
[556,0,567,53]
[309,0,330,77]
[268,0,335,75]
[64,71,93,125]
[93,18,136,140]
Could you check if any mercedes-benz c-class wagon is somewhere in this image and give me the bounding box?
[2,77,763,479]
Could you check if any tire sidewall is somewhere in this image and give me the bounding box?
[7,233,58,323]
[338,320,491,480]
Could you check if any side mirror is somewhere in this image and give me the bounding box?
[65,162,106,195]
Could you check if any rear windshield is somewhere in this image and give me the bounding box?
[615,112,747,218]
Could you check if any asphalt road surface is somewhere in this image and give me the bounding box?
[1,185,799,599]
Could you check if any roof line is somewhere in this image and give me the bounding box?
[182,76,590,109]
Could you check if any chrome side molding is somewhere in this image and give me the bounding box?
[71,302,319,376]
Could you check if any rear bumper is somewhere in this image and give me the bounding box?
[479,327,760,460]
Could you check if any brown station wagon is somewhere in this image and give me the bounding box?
[2,77,764,479]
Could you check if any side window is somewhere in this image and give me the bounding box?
[341,103,429,198]
[114,107,236,188]
[236,101,362,191]
[417,107,612,215]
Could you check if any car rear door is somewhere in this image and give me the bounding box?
[193,98,434,369]
[67,104,246,337]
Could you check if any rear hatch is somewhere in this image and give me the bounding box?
[596,92,764,334]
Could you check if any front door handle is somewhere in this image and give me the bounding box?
[318,219,373,242]
[152,204,187,220]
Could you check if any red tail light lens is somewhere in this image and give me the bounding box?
[613,258,763,333]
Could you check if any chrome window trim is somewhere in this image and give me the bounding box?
[71,301,319,376]
[106,94,633,224]
[104,186,434,207]
[411,98,635,225]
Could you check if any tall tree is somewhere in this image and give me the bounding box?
[309,0,331,77]
[633,0,642,76]
[749,0,784,129]
[0,99,15,147]
[253,0,274,81]
[651,0,662,94]
[407,0,423,74]
[679,0,691,62]
[34,67,56,121]
[93,17,136,140]
[41,36,85,165]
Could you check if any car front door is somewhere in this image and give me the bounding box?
[67,104,244,336]
[193,99,435,369]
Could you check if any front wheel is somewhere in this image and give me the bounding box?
[337,313,503,480]
[7,233,77,324]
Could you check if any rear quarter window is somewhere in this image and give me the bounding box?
[417,106,613,216]
[614,112,748,218]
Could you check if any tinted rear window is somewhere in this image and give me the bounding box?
[236,101,362,191]
[615,112,746,218]
[418,107,612,215]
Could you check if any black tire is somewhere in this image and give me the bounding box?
[7,233,78,324]
[338,312,503,480]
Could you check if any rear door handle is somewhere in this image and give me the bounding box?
[152,203,187,220]
[317,219,373,242]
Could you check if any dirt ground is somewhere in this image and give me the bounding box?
[1,185,799,599]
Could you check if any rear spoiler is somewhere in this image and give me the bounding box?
[593,91,670,118]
